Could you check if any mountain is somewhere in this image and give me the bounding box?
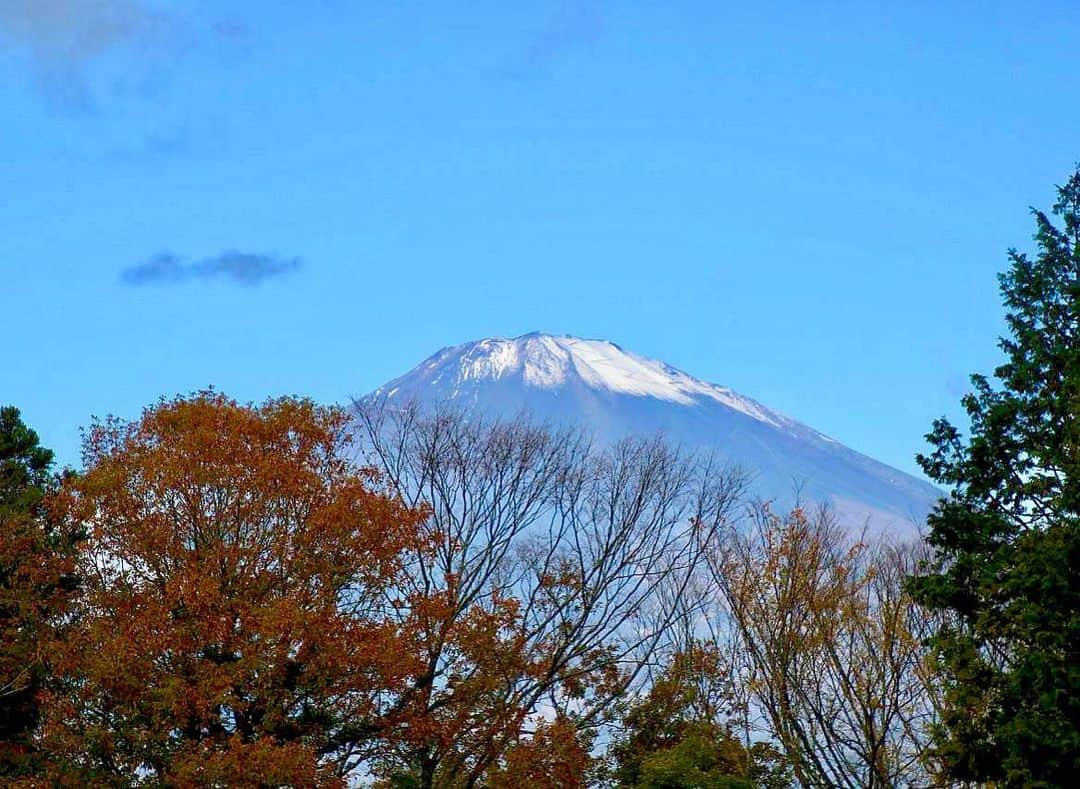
[365,332,940,532]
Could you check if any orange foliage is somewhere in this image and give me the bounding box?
[40,393,428,784]
[0,502,79,777]
[486,717,591,789]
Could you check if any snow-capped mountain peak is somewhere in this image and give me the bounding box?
[379,332,793,430]
[365,332,941,531]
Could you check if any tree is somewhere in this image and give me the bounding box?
[40,393,428,785]
[377,717,594,789]
[910,167,1080,785]
[354,401,748,789]
[704,504,935,788]
[0,406,79,779]
[485,716,594,789]
[605,644,789,788]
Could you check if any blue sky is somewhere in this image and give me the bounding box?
[2,1,1078,477]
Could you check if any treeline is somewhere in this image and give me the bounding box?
[2,170,1078,787]
[0,395,936,787]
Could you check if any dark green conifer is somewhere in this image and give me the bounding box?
[911,168,1080,786]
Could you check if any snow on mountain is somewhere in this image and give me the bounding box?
[365,332,941,532]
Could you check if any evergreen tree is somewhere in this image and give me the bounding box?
[911,168,1080,785]
[0,407,77,778]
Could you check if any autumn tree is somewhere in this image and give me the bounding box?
[485,716,594,789]
[910,167,1080,785]
[0,406,80,779]
[377,717,594,789]
[353,401,748,789]
[703,504,936,788]
[41,393,428,785]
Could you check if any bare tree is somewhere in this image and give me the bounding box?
[352,399,748,788]
[701,503,940,788]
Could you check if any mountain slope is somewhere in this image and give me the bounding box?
[365,332,940,531]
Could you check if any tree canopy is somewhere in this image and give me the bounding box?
[40,393,429,785]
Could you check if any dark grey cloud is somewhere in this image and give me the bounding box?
[121,251,302,287]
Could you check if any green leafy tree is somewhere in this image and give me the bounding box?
[634,724,750,789]
[910,167,1080,785]
[607,645,792,788]
[0,407,79,778]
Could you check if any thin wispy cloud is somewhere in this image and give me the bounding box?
[0,0,248,112]
[103,124,193,161]
[121,252,303,287]
[510,1,604,78]
[945,372,973,398]
[0,0,174,110]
